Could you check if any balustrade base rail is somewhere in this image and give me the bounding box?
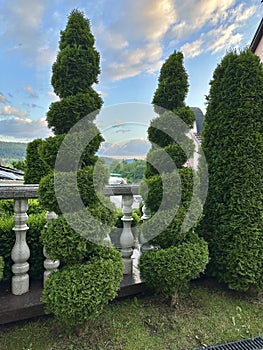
[0,258,150,325]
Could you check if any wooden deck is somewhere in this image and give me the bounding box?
[0,259,149,325]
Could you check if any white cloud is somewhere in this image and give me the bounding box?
[0,0,56,68]
[0,105,29,118]
[24,85,38,98]
[181,39,203,58]
[97,0,256,80]
[0,94,8,104]
[94,24,129,51]
[47,91,59,101]
[98,0,176,80]
[176,1,255,59]
[170,0,236,39]
[207,25,243,54]
[230,4,257,23]
[97,91,109,98]
[181,23,243,59]
[0,116,51,140]
[115,0,176,42]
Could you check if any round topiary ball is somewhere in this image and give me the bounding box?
[139,235,208,304]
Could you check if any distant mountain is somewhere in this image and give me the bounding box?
[0,141,27,164]
[98,139,150,157]
[0,138,151,165]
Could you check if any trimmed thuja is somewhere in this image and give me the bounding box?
[39,10,122,329]
[197,49,263,291]
[139,50,208,305]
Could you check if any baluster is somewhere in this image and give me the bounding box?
[11,198,30,295]
[43,211,59,283]
[141,201,151,221]
[140,202,154,253]
[120,195,134,275]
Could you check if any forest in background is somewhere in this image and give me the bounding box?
[0,142,146,183]
[0,141,27,165]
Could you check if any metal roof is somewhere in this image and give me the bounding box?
[250,17,263,53]
[191,107,205,134]
[0,166,24,181]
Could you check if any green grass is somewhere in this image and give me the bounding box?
[0,280,262,350]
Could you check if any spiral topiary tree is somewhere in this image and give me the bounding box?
[39,10,123,329]
[197,49,263,292]
[139,50,208,305]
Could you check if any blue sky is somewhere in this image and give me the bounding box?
[0,0,262,143]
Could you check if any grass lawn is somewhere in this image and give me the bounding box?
[0,279,262,350]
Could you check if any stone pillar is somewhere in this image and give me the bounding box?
[120,195,134,275]
[11,198,30,295]
[43,211,60,283]
[140,202,154,252]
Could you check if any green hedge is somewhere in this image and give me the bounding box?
[0,199,45,219]
[0,213,46,281]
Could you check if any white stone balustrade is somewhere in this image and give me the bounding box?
[43,211,59,283]
[103,184,140,275]
[120,194,134,274]
[140,202,154,252]
[0,185,38,295]
[0,183,140,295]
[11,198,30,295]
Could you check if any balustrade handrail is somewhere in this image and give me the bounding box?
[0,183,140,199]
[103,184,140,196]
[0,184,39,199]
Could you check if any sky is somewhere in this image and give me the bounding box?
[0,0,262,144]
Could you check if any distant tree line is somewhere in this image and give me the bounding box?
[0,141,27,164]
[109,159,146,184]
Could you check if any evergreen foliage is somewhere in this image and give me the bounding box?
[11,159,27,172]
[0,256,3,280]
[38,162,109,214]
[24,139,49,184]
[47,90,102,135]
[0,213,46,281]
[41,199,117,265]
[42,249,123,329]
[109,159,146,184]
[48,9,102,131]
[51,9,100,98]
[152,51,189,111]
[197,49,263,291]
[140,50,208,303]
[39,10,121,329]
[139,234,208,304]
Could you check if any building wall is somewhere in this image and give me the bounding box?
[255,35,263,62]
